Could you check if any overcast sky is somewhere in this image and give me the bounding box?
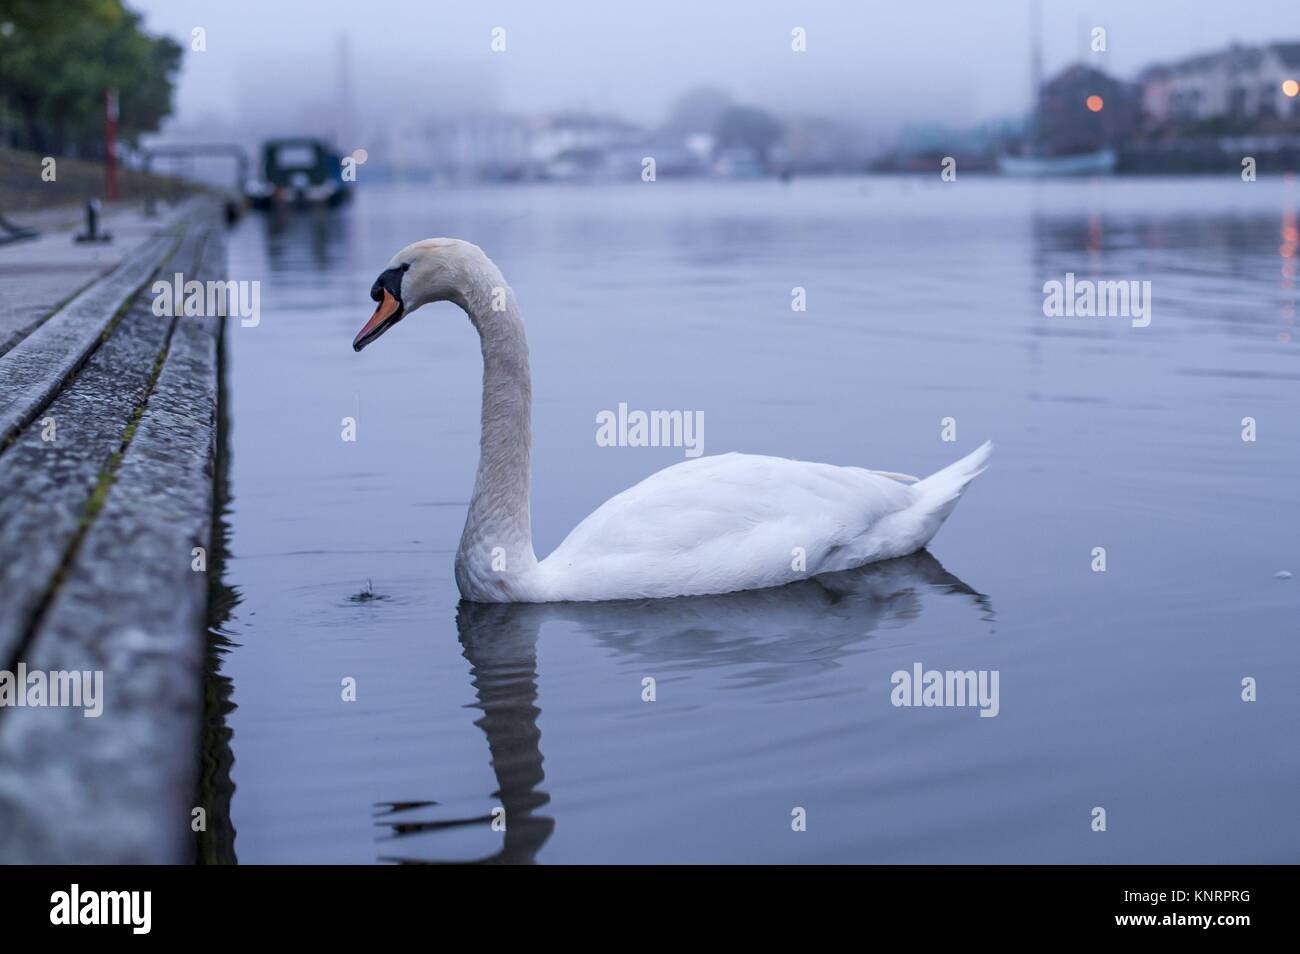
[131,0,1300,135]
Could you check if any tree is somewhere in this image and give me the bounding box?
[0,0,182,155]
[665,85,733,135]
[714,106,784,162]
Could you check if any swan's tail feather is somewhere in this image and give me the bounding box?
[910,440,992,529]
[870,469,920,485]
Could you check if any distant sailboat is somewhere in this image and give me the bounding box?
[998,0,1117,178]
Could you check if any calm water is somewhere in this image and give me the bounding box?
[214,176,1299,863]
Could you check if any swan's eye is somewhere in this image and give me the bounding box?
[371,264,408,303]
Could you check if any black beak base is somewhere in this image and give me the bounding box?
[371,264,407,306]
[353,263,410,352]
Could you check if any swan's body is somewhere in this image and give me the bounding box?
[354,239,990,604]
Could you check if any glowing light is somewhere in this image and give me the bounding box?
[1283,79,1300,98]
[1086,95,1104,112]
[351,148,369,164]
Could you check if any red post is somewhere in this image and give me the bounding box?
[104,88,119,201]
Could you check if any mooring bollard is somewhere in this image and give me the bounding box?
[74,198,113,244]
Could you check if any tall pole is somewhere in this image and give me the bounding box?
[1031,0,1043,96]
[104,88,119,201]
[337,33,354,150]
[1029,0,1043,147]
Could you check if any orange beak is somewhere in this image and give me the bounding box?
[353,288,403,352]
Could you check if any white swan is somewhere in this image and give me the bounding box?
[353,239,991,604]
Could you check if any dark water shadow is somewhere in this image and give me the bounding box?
[377,549,991,864]
[197,312,240,864]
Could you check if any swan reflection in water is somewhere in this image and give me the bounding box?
[375,549,992,863]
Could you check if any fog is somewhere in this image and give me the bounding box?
[132,0,1299,145]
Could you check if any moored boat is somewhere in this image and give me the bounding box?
[996,148,1117,177]
[246,138,353,210]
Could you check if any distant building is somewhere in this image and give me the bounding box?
[1141,42,1300,129]
[527,113,643,179]
[396,112,645,183]
[892,118,1022,170]
[424,114,531,181]
[1035,64,1141,156]
[777,115,875,173]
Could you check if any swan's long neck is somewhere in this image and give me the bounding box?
[455,262,539,599]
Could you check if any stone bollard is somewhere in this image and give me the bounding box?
[74,198,114,244]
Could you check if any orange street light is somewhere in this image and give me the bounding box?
[1086,95,1104,112]
[1283,79,1300,98]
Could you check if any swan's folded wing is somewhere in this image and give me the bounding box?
[538,453,915,599]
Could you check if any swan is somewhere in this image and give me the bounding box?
[353,238,991,604]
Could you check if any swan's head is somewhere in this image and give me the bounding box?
[353,238,489,352]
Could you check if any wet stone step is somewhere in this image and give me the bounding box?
[0,223,208,663]
[0,229,179,448]
[0,198,225,863]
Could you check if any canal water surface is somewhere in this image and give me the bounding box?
[215,176,1299,863]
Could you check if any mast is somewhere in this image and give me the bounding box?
[1028,0,1043,150]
